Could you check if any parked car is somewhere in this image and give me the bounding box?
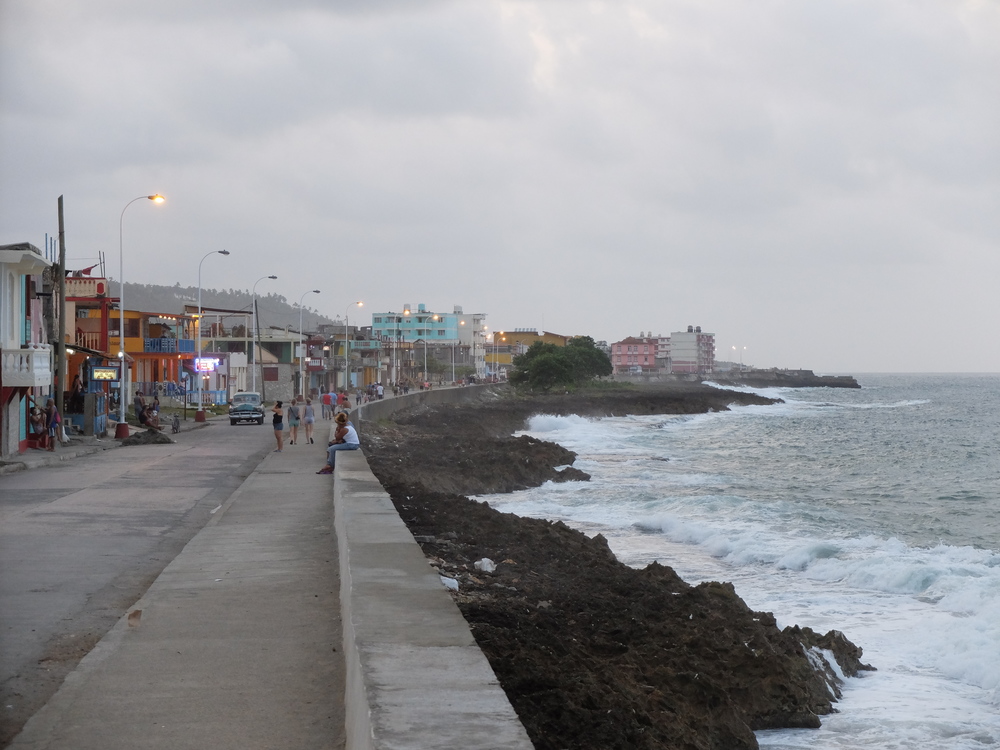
[229,392,264,425]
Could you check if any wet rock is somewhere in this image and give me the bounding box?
[364,385,872,750]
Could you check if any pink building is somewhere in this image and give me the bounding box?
[610,335,663,374]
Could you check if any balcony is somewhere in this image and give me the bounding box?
[2,345,53,388]
[144,338,196,353]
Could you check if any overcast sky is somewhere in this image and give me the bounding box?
[2,0,998,372]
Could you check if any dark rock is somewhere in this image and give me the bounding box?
[120,428,174,446]
[362,384,872,750]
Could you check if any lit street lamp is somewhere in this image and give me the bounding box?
[343,301,363,390]
[116,193,164,438]
[196,249,230,421]
[251,275,277,394]
[422,314,439,381]
[298,289,320,397]
[732,345,747,373]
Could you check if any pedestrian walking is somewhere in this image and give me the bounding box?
[287,398,301,445]
[321,391,332,420]
[271,401,284,452]
[303,398,316,444]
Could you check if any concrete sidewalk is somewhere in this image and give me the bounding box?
[9,439,345,750]
[0,414,215,476]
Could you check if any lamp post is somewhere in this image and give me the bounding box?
[479,324,488,380]
[492,330,504,380]
[422,314,439,381]
[196,250,230,421]
[251,275,277,394]
[732,345,746,373]
[344,301,362,391]
[298,289,320,397]
[116,194,165,438]
[459,319,466,382]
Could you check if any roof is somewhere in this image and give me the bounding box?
[0,242,51,273]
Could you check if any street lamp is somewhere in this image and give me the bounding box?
[196,249,230,421]
[251,275,277,394]
[344,301,362,390]
[492,330,504,379]
[732,345,747,373]
[298,289,320,397]
[116,193,165,438]
[479,324,488,380]
[422,314,439,381]
[459,319,466,382]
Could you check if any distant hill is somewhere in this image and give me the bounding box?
[108,281,338,332]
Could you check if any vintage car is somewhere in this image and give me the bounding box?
[229,392,264,425]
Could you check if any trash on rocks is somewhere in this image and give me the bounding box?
[120,429,174,446]
[474,558,496,573]
[439,575,459,591]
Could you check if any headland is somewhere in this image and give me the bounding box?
[360,382,874,750]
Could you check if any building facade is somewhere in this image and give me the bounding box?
[370,303,488,381]
[1,243,54,457]
[668,326,715,374]
[610,335,665,374]
[610,326,716,375]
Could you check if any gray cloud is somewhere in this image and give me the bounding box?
[2,0,998,371]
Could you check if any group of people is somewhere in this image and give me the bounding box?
[319,390,353,420]
[29,398,61,451]
[268,396,360,474]
[133,391,161,430]
[269,397,317,452]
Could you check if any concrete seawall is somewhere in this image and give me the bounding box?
[337,385,533,749]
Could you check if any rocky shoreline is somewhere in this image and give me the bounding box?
[360,383,874,750]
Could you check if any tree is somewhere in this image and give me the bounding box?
[509,337,611,390]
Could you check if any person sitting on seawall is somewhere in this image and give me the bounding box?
[316,412,359,474]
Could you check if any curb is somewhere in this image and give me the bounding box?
[0,418,221,475]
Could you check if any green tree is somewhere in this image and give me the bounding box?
[509,337,611,390]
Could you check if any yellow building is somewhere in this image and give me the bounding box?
[485,330,571,378]
[491,330,570,351]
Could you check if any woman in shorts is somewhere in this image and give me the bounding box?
[271,401,284,452]
[303,398,316,444]
[287,398,301,445]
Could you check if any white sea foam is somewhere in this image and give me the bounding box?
[485,377,1000,748]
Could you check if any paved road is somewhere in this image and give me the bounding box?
[0,421,274,745]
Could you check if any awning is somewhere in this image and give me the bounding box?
[64,343,130,362]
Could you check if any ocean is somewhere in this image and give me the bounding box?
[477,374,1000,749]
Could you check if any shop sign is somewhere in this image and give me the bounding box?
[90,364,121,382]
[195,357,220,372]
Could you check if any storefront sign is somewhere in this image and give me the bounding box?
[90,365,120,382]
[195,357,220,372]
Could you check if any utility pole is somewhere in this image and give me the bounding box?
[55,196,67,442]
[256,297,267,404]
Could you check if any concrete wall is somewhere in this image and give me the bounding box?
[335,384,532,750]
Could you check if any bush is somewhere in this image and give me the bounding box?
[509,336,612,391]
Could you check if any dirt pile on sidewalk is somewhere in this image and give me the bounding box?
[361,384,874,750]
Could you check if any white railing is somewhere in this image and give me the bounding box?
[75,331,102,350]
[1,345,53,388]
